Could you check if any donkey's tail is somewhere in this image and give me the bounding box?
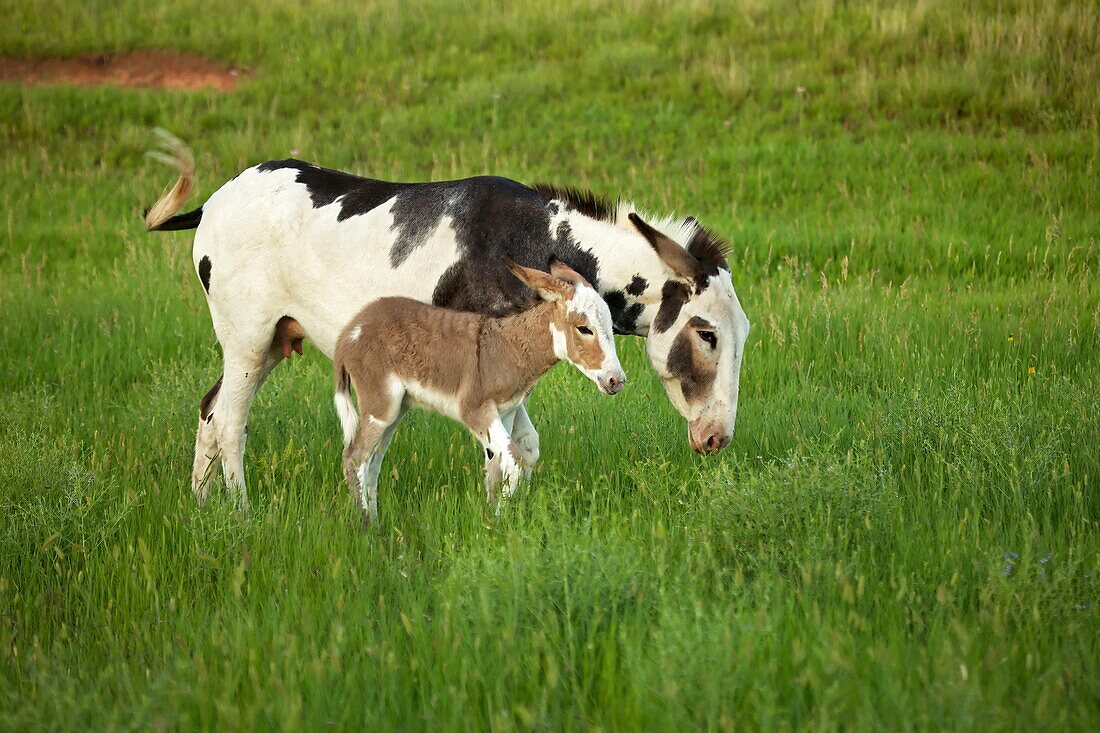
[143,128,203,232]
[333,366,359,450]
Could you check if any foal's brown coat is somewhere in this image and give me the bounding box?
[333,259,623,524]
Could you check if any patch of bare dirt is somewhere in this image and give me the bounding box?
[0,50,241,92]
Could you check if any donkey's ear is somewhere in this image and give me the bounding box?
[503,255,571,301]
[628,212,702,285]
[548,256,593,290]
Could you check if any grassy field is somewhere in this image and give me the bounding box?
[1,0,1098,729]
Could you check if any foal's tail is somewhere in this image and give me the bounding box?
[143,128,204,232]
[333,366,359,450]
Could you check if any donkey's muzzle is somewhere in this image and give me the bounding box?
[689,419,731,454]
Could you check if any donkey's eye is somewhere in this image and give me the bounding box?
[577,325,593,336]
[698,330,717,349]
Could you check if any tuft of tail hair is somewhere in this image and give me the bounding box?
[333,366,359,450]
[143,128,202,231]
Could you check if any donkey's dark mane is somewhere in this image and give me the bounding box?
[531,183,618,223]
[686,223,731,272]
[533,182,731,272]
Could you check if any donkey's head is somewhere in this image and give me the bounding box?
[504,256,626,396]
[628,213,750,454]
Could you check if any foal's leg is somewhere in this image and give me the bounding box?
[359,411,404,522]
[344,415,396,526]
[343,381,404,526]
[482,407,518,498]
[468,404,525,504]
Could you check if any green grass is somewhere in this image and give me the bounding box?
[1,0,1098,729]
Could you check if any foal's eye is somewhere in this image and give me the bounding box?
[577,325,593,336]
[698,330,717,349]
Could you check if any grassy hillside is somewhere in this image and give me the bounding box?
[1,1,1097,729]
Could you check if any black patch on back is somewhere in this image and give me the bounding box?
[260,163,651,332]
[199,375,222,422]
[257,159,402,221]
[666,330,716,403]
[389,182,462,267]
[626,275,648,296]
[653,280,690,334]
[531,183,616,222]
[198,255,212,293]
[429,180,604,316]
[547,221,600,285]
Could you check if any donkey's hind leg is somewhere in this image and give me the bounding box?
[211,347,284,513]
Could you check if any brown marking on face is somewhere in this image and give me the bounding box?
[555,309,606,373]
[666,326,717,404]
[653,280,690,334]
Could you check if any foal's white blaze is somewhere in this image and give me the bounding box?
[557,284,625,395]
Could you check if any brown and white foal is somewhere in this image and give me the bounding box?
[333,257,626,524]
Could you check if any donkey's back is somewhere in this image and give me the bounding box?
[196,162,550,354]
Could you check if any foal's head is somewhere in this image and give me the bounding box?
[504,257,626,395]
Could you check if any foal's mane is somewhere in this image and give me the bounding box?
[531,182,731,271]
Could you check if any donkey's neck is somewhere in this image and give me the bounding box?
[559,211,670,336]
[482,302,561,389]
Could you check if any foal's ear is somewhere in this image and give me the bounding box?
[548,257,594,290]
[503,255,572,301]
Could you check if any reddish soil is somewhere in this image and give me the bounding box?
[0,50,240,92]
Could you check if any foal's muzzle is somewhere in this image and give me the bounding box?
[598,370,627,396]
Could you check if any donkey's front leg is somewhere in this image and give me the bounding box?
[509,402,541,478]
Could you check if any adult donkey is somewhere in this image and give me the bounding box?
[143,133,750,510]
